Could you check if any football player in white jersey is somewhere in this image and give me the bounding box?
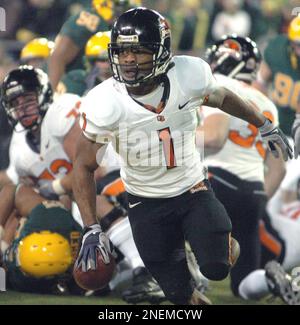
[0,65,81,250]
[73,8,292,305]
[239,160,300,305]
[0,65,165,302]
[201,35,299,305]
[1,66,80,200]
[199,35,287,299]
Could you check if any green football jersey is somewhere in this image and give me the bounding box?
[57,68,105,96]
[264,35,300,136]
[59,7,110,72]
[4,203,82,293]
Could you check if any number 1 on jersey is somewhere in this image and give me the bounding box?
[158,127,176,169]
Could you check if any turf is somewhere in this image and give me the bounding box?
[0,277,282,305]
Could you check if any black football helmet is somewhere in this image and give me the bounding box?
[1,65,53,130]
[205,35,261,82]
[108,7,172,86]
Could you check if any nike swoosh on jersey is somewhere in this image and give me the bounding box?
[128,202,142,208]
[178,100,190,110]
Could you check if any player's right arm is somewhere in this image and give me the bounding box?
[73,133,101,227]
[73,133,115,270]
[48,35,80,91]
[48,9,101,90]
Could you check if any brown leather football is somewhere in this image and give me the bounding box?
[73,252,116,290]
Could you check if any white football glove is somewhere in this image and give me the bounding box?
[292,114,300,159]
[259,119,293,161]
[37,179,66,200]
[75,224,116,272]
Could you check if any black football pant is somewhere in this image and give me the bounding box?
[208,167,266,296]
[126,180,232,305]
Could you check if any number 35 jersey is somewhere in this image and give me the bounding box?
[80,56,218,198]
[6,94,80,184]
[201,74,279,183]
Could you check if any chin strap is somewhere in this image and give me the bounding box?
[129,75,170,114]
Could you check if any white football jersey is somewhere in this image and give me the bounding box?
[270,211,300,270]
[201,74,279,182]
[80,56,218,198]
[6,94,81,184]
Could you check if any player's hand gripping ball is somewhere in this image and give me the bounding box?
[73,224,116,290]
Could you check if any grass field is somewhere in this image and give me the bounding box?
[0,278,282,305]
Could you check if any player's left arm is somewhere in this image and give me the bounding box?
[205,86,293,161]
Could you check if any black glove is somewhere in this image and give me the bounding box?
[259,119,293,161]
[75,224,115,272]
[292,114,300,159]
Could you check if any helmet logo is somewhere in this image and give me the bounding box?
[117,34,139,43]
[223,39,241,53]
[6,85,23,98]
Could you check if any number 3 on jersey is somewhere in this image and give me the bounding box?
[229,110,274,159]
[158,127,176,169]
[38,159,73,180]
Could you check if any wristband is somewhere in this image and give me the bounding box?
[83,223,102,234]
[258,118,272,133]
[0,240,9,254]
[52,179,66,195]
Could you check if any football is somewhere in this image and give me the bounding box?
[73,252,116,291]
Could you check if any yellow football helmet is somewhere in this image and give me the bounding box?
[288,15,300,43]
[85,31,111,60]
[20,38,54,61]
[17,231,72,278]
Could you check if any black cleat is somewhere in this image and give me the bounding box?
[265,261,300,305]
[122,267,166,304]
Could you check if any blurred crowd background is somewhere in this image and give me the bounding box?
[1,0,299,75]
[0,0,299,169]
